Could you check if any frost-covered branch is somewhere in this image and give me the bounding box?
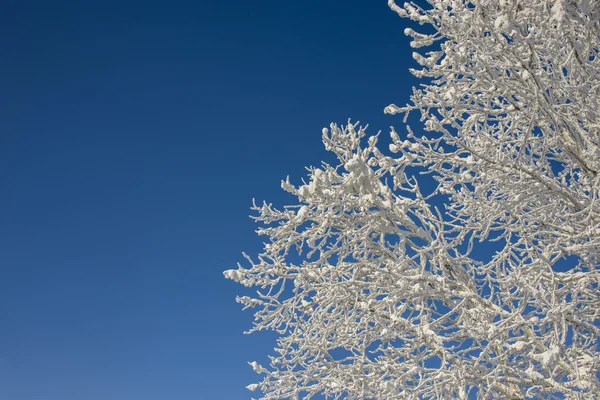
[226,1,600,398]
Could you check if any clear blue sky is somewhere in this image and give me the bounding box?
[0,1,419,398]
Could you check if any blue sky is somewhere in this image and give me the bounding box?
[0,1,420,398]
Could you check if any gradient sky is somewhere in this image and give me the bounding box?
[0,1,421,398]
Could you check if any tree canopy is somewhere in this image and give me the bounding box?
[225,1,600,398]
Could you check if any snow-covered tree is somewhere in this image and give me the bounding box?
[225,1,600,398]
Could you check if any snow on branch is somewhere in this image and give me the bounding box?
[226,1,600,398]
